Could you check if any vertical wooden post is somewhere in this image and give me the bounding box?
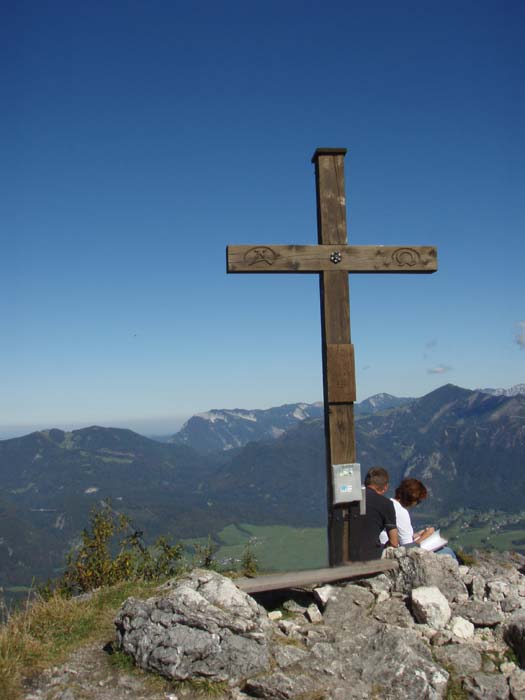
[312,148,356,566]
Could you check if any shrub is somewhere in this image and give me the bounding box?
[54,504,184,595]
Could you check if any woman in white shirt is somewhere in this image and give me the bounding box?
[380,478,434,546]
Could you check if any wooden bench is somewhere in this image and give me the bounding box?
[235,559,398,594]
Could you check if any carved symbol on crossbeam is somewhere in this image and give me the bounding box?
[374,246,434,269]
[244,246,278,266]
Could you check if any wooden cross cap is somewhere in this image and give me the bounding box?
[227,244,437,273]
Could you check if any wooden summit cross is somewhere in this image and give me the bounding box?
[227,148,437,567]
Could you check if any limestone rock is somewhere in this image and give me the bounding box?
[433,643,482,675]
[449,615,475,640]
[282,599,307,614]
[502,596,522,613]
[471,574,487,600]
[500,661,518,676]
[509,669,525,700]
[500,594,523,613]
[411,586,451,629]
[313,584,336,608]
[305,603,323,624]
[385,547,468,602]
[462,672,510,699]
[373,596,414,628]
[114,569,271,682]
[273,643,309,669]
[355,626,449,699]
[454,600,504,627]
[268,610,282,621]
[244,669,325,699]
[322,584,375,632]
[431,629,454,646]
[503,610,525,667]
[354,572,392,598]
[277,619,301,638]
[488,579,512,602]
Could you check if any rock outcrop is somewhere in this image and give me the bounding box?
[115,569,272,682]
[115,548,525,699]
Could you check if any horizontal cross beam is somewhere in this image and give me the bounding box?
[227,244,437,274]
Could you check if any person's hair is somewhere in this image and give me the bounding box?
[364,467,389,490]
[395,478,428,508]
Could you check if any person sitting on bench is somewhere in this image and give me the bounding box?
[350,467,399,561]
[379,478,433,547]
[379,478,457,559]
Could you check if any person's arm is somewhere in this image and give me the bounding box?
[414,526,435,544]
[388,527,399,547]
[384,499,399,547]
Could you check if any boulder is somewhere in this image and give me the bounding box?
[462,672,509,699]
[449,615,475,640]
[354,626,449,699]
[385,547,468,602]
[313,584,336,608]
[411,586,451,629]
[114,569,271,682]
[454,600,504,628]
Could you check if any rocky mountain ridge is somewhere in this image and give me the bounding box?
[168,394,416,455]
[169,402,324,454]
[479,384,525,397]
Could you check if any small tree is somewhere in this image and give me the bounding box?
[57,503,183,595]
[240,539,258,577]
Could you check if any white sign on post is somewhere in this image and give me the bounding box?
[332,463,362,506]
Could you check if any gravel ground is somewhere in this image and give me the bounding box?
[22,642,228,700]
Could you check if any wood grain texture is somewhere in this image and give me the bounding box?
[236,559,398,593]
[314,152,348,245]
[319,271,350,344]
[227,245,437,273]
[328,403,356,465]
[327,344,356,403]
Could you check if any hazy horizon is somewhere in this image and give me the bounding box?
[2,380,523,440]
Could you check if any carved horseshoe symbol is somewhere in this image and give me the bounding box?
[392,248,421,267]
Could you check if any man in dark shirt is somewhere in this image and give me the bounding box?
[349,467,399,561]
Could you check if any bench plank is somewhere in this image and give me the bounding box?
[235,559,398,594]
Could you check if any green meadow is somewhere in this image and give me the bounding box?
[185,523,328,572]
[185,512,525,574]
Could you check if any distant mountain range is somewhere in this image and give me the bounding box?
[0,384,523,591]
[169,394,413,454]
[169,403,324,454]
[478,383,525,397]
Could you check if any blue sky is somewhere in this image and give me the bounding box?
[2,1,523,437]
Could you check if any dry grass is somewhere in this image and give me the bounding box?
[0,581,159,700]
